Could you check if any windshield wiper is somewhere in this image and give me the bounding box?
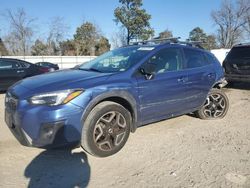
[78,67,103,73]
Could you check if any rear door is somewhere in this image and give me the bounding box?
[136,47,189,124]
[183,48,216,109]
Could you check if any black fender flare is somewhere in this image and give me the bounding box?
[80,90,138,133]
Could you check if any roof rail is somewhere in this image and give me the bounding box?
[179,40,204,49]
[129,37,204,49]
[235,42,250,46]
[130,37,181,45]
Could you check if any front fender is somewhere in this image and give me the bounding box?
[79,89,138,133]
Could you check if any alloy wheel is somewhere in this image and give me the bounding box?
[93,111,127,151]
[203,93,227,118]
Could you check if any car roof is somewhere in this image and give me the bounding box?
[36,62,54,64]
[0,58,32,64]
[124,37,207,53]
[233,43,250,48]
[126,42,207,54]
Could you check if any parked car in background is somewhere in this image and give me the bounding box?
[0,58,50,91]
[5,39,229,157]
[35,62,59,72]
[223,43,250,84]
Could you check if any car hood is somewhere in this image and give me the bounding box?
[11,69,112,97]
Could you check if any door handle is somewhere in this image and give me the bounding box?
[17,70,24,73]
[207,73,215,79]
[177,77,186,83]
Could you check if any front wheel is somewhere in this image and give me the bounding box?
[195,88,229,119]
[81,101,131,157]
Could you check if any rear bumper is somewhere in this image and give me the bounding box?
[225,74,250,83]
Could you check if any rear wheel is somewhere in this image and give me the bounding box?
[81,101,131,157]
[195,88,229,119]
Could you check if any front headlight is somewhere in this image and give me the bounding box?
[29,89,83,106]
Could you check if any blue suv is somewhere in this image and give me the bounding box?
[5,39,229,157]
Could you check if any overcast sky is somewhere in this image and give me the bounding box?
[0,0,224,41]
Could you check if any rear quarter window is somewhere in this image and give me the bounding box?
[19,61,31,68]
[205,53,219,64]
[184,48,208,68]
[227,47,250,60]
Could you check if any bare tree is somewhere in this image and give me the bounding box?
[243,3,250,36]
[0,38,8,55]
[3,8,35,55]
[211,0,250,48]
[111,28,127,49]
[47,17,69,55]
[245,16,250,35]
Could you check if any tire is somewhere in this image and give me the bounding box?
[195,88,229,120]
[81,101,131,157]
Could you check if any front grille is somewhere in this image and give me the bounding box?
[5,92,18,111]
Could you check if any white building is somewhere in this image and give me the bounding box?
[210,48,231,64]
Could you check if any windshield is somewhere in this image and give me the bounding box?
[78,46,154,73]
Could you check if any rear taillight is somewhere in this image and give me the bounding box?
[39,67,50,73]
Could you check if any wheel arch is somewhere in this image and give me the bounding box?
[81,91,138,133]
[212,77,228,89]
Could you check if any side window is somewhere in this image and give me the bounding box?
[210,53,221,64]
[184,48,207,68]
[204,53,212,64]
[0,60,13,70]
[19,61,30,68]
[206,53,220,64]
[147,48,183,74]
[12,62,22,69]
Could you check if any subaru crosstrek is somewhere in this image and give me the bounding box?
[5,40,229,157]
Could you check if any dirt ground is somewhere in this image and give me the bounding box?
[0,84,250,188]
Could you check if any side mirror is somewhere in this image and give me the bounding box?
[139,63,156,80]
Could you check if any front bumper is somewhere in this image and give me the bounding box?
[5,97,85,149]
[225,73,250,83]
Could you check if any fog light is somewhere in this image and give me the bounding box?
[42,126,54,139]
[39,121,65,144]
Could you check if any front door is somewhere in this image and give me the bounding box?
[136,47,188,124]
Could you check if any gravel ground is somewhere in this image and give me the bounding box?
[0,85,250,188]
